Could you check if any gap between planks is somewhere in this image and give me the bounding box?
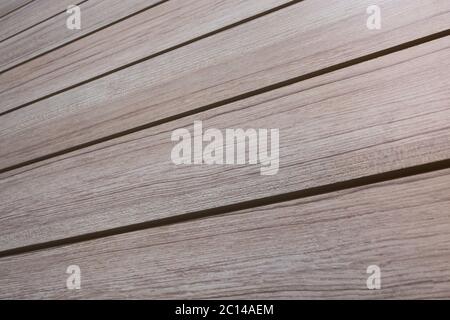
[0,159,449,259]
[0,0,298,114]
[0,0,87,44]
[0,38,449,253]
[0,0,449,172]
[1,167,449,299]
[0,30,448,174]
[0,0,34,20]
[0,0,167,74]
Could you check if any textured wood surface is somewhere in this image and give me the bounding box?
[1,38,449,252]
[0,0,449,300]
[0,0,32,19]
[0,0,162,73]
[0,0,77,42]
[0,0,290,114]
[1,169,449,299]
[0,0,448,170]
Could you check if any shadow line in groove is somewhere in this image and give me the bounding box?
[0,0,34,20]
[0,158,449,259]
[0,29,449,175]
[0,0,169,75]
[0,0,303,109]
[0,0,88,44]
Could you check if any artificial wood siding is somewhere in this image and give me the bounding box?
[0,0,449,299]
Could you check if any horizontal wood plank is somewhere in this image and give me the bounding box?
[1,169,449,299]
[0,0,77,42]
[1,0,449,170]
[0,0,163,72]
[0,38,449,252]
[0,0,290,114]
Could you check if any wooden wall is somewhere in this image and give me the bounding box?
[0,0,449,299]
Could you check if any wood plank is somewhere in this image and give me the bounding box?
[0,0,449,170]
[0,0,291,114]
[1,38,449,252]
[0,0,78,42]
[1,169,449,299]
[0,0,32,18]
[0,0,163,72]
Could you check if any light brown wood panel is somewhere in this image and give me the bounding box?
[1,0,449,170]
[1,38,449,252]
[0,0,32,18]
[0,0,163,72]
[0,0,78,42]
[0,0,291,114]
[1,169,449,299]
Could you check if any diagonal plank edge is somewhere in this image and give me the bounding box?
[0,0,164,73]
[0,0,82,43]
[0,37,449,252]
[0,168,449,299]
[0,0,33,20]
[0,0,449,170]
[0,0,293,116]
[2,158,449,259]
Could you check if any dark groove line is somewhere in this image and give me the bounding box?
[0,0,34,20]
[0,0,302,114]
[1,159,449,258]
[0,0,88,44]
[0,0,169,75]
[0,30,448,174]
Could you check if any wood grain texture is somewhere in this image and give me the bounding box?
[1,38,449,252]
[0,0,32,18]
[0,0,78,42]
[0,0,162,72]
[1,0,449,170]
[1,169,449,299]
[0,0,291,114]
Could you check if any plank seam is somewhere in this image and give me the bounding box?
[0,0,303,112]
[0,0,169,75]
[0,30,448,174]
[1,158,449,259]
[0,0,88,44]
[0,0,34,20]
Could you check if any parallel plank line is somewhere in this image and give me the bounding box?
[0,0,33,20]
[0,0,85,43]
[0,30,448,174]
[1,169,449,299]
[0,0,448,171]
[0,38,449,252]
[0,0,296,115]
[0,0,166,73]
[1,158,448,259]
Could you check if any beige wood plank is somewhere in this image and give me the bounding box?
[0,0,163,72]
[0,0,291,114]
[0,0,32,18]
[0,0,78,42]
[0,38,449,252]
[1,169,449,299]
[1,0,449,170]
